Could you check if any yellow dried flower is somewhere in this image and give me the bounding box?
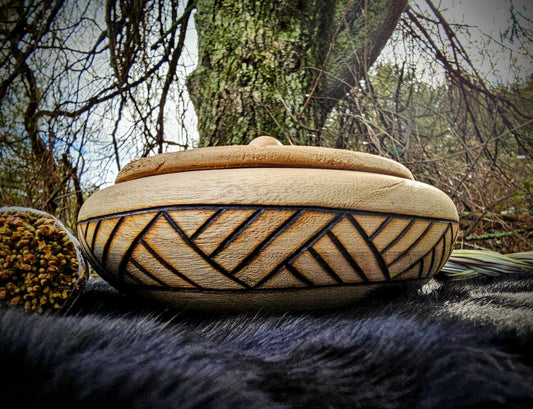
[0,209,82,313]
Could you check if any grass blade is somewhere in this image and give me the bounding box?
[439,250,533,280]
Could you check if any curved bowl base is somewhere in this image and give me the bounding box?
[121,281,427,312]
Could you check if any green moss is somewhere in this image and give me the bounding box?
[187,0,400,146]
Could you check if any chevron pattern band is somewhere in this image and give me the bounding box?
[78,204,458,293]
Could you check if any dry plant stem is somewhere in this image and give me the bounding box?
[441,249,533,280]
[465,229,533,242]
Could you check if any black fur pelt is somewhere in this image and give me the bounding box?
[1,276,532,409]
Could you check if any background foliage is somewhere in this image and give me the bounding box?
[0,0,531,252]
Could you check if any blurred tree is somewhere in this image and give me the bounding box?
[187,0,408,146]
[0,0,531,250]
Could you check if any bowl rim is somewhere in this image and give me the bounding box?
[115,142,414,183]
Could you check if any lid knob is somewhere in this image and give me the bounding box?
[248,136,283,147]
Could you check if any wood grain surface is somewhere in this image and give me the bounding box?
[78,166,458,310]
[115,138,414,183]
[80,168,456,220]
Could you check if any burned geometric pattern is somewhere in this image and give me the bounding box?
[78,205,458,292]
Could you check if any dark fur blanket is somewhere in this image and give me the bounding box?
[1,276,532,409]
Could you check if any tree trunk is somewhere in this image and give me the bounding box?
[187,0,408,146]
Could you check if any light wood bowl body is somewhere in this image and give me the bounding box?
[78,165,458,311]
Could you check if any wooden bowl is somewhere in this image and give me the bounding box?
[77,136,458,310]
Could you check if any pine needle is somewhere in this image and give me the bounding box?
[439,250,533,280]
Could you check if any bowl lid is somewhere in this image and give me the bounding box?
[116,136,414,183]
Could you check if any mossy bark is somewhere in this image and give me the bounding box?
[187,0,407,146]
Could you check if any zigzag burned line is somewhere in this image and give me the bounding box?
[424,224,453,278]
[139,240,201,288]
[128,258,163,286]
[308,247,344,284]
[78,206,458,292]
[347,215,390,281]
[78,224,123,289]
[102,216,125,266]
[380,219,416,254]
[161,212,250,288]
[387,222,434,268]
[229,209,304,276]
[117,212,162,280]
[81,222,89,243]
[327,230,368,282]
[426,247,437,279]
[190,209,224,241]
[208,208,264,258]
[370,216,393,240]
[254,214,344,288]
[435,224,453,274]
[90,219,102,252]
[392,223,452,280]
[285,263,314,286]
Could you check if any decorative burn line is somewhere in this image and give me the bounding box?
[78,204,458,292]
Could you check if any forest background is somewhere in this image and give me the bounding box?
[0,0,532,254]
